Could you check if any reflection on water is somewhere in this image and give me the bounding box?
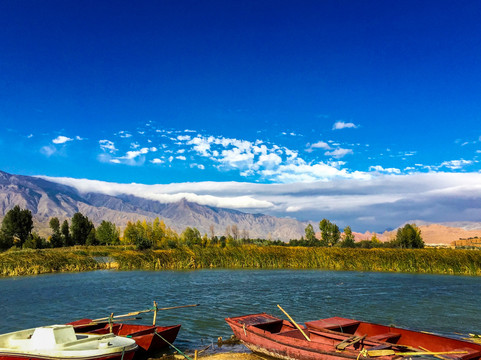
[1,269,480,352]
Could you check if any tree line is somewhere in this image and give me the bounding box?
[0,206,424,251]
[294,219,424,249]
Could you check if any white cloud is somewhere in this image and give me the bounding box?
[332,121,359,130]
[176,155,187,160]
[438,159,473,170]
[257,153,282,169]
[369,165,401,174]
[307,141,331,151]
[40,145,56,157]
[151,158,164,164]
[99,140,117,153]
[52,136,73,144]
[117,131,132,138]
[324,148,353,158]
[39,172,481,232]
[177,135,191,141]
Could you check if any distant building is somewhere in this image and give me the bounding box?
[451,237,481,248]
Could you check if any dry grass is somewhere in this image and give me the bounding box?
[2,245,481,277]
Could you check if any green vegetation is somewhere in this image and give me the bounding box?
[0,205,34,249]
[1,246,481,277]
[0,206,475,277]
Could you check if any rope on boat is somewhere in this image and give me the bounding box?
[357,349,368,360]
[120,346,125,360]
[154,331,193,360]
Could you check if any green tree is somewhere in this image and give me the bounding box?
[340,226,356,248]
[61,220,72,246]
[395,224,424,248]
[319,219,341,246]
[181,227,201,246]
[86,227,98,246]
[305,224,316,242]
[304,223,320,246]
[24,233,47,249]
[49,217,64,247]
[1,205,33,248]
[96,221,120,245]
[122,221,152,249]
[70,212,94,245]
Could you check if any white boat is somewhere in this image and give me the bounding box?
[0,324,138,360]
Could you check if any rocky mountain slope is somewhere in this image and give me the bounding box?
[0,170,306,240]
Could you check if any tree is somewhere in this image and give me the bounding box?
[122,221,152,249]
[340,226,356,248]
[231,224,239,240]
[23,233,47,249]
[61,220,72,246]
[1,205,33,248]
[86,227,98,246]
[70,212,94,245]
[49,217,64,247]
[96,220,120,245]
[209,224,215,240]
[319,219,341,246]
[304,224,320,246]
[305,224,316,242]
[395,224,424,248]
[181,227,201,246]
[152,218,166,248]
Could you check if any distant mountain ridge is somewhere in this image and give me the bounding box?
[0,170,306,240]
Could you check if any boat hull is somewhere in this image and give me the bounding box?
[0,325,137,360]
[0,349,136,360]
[226,313,481,360]
[69,320,181,353]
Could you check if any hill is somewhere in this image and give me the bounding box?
[0,170,306,240]
[353,223,481,246]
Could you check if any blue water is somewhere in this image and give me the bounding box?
[1,270,480,353]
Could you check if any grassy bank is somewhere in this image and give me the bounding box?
[2,246,481,276]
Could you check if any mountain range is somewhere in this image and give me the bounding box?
[2,169,481,245]
[0,170,307,240]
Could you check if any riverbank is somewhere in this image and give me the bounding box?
[2,245,481,276]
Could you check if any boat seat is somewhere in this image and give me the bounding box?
[367,332,401,343]
[8,338,30,349]
[306,317,360,332]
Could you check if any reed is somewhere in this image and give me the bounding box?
[2,246,481,276]
[0,248,109,276]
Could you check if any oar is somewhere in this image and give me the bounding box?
[92,304,200,322]
[74,317,142,327]
[277,304,311,342]
[419,345,450,360]
[367,350,468,357]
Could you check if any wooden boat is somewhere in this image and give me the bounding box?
[0,324,137,360]
[67,318,181,354]
[226,313,481,360]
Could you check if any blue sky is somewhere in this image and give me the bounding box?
[1,0,481,231]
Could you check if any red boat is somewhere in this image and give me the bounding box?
[68,319,181,355]
[226,313,481,360]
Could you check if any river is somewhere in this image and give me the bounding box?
[1,269,480,353]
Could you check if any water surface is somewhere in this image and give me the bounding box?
[1,270,480,352]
